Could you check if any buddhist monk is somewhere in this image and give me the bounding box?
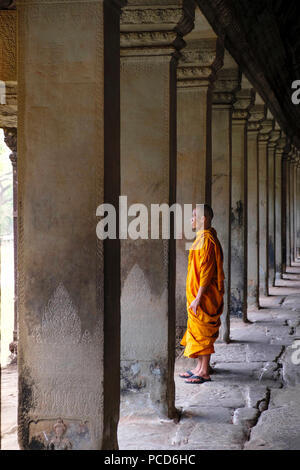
[179,204,225,383]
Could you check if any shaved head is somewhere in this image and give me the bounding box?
[195,204,213,221]
[192,204,214,230]
[204,204,214,221]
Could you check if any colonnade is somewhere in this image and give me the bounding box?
[0,0,300,450]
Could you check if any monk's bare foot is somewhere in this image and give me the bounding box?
[179,369,197,378]
[199,371,210,380]
[185,375,211,384]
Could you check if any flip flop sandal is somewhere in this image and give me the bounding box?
[179,370,194,378]
[184,375,212,384]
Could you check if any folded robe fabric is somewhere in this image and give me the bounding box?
[181,227,225,357]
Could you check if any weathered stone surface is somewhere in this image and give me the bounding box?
[180,406,233,424]
[1,365,18,450]
[178,382,245,409]
[211,362,282,388]
[5,257,300,450]
[211,343,247,363]
[120,1,195,418]
[265,325,295,346]
[17,0,124,450]
[230,324,270,344]
[246,344,283,362]
[244,385,269,408]
[256,362,280,381]
[0,10,16,81]
[180,423,246,450]
[281,294,300,310]
[268,385,300,409]
[247,308,286,324]
[118,418,177,450]
[245,406,300,450]
[232,407,259,428]
[280,342,300,386]
[287,317,300,328]
[211,50,240,342]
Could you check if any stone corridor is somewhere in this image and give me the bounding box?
[117,263,300,450]
[2,265,300,450]
[2,0,300,450]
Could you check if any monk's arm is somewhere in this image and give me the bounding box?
[189,285,208,314]
[189,240,215,314]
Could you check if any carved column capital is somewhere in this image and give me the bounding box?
[120,1,195,57]
[286,147,296,163]
[268,129,281,150]
[275,135,288,159]
[177,37,224,88]
[5,129,17,170]
[247,104,265,132]
[212,52,240,105]
[295,151,300,168]
[232,88,255,121]
[3,126,17,149]
[258,119,274,143]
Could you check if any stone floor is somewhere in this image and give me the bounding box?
[2,264,300,450]
[118,264,300,450]
[1,363,18,450]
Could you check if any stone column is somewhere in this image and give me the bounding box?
[274,135,287,280]
[3,127,17,342]
[258,116,273,297]
[120,1,195,418]
[281,144,291,274]
[0,10,17,349]
[293,153,300,261]
[18,0,124,450]
[0,10,16,83]
[230,82,254,321]
[211,51,240,342]
[267,126,281,287]
[246,103,265,309]
[285,150,293,268]
[296,153,300,259]
[176,34,223,348]
[289,152,296,265]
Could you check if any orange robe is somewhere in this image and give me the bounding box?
[181,227,225,357]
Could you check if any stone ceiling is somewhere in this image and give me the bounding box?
[196,0,300,146]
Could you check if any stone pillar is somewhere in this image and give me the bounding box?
[0,11,17,348]
[230,83,254,321]
[0,10,16,82]
[18,0,124,450]
[176,34,223,348]
[285,151,293,268]
[296,154,300,259]
[289,152,296,265]
[274,135,287,280]
[120,1,195,417]
[267,127,281,287]
[246,103,265,309]
[282,143,291,274]
[3,127,17,342]
[293,154,300,261]
[211,51,240,342]
[258,116,273,297]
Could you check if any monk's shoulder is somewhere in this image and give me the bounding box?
[201,234,214,249]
